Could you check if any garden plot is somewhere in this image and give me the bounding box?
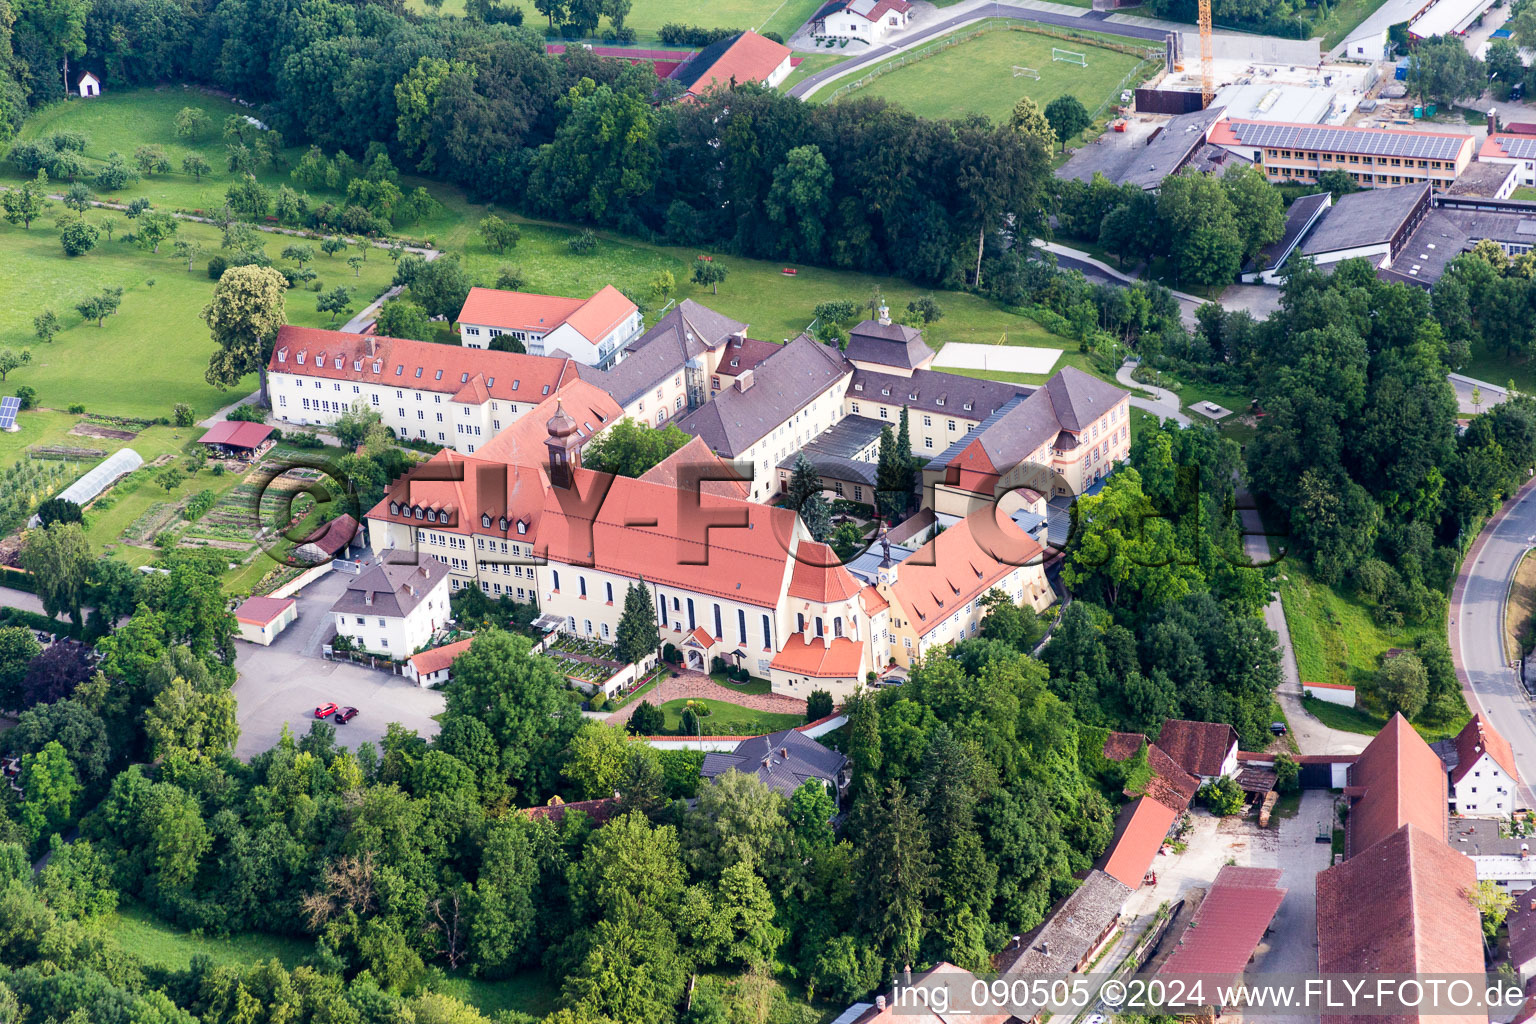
[933,342,1064,374]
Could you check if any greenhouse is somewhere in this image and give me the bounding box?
[29,448,143,527]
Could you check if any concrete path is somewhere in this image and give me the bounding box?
[1039,241,1207,328]
[605,669,807,727]
[787,1,1168,99]
[1449,372,1511,417]
[1450,475,1536,809]
[1239,511,1366,756]
[1115,359,1191,426]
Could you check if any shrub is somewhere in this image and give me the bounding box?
[207,255,228,280]
[14,386,36,411]
[806,689,834,721]
[663,642,679,664]
[285,431,325,449]
[658,23,740,46]
[628,701,665,735]
[1198,776,1245,817]
[226,404,266,422]
[67,404,84,415]
[172,403,195,427]
[184,489,217,521]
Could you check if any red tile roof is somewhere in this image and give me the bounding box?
[563,286,636,344]
[474,379,622,466]
[1100,795,1178,888]
[787,542,863,604]
[1160,865,1286,977]
[457,288,583,332]
[638,435,752,500]
[859,584,889,616]
[408,636,474,676]
[890,504,1043,637]
[686,626,716,648]
[538,468,799,608]
[1141,742,1201,812]
[1346,713,1448,858]
[519,796,622,826]
[269,325,578,404]
[199,420,274,449]
[685,30,791,97]
[1156,719,1239,778]
[369,448,551,542]
[1103,731,1147,762]
[1316,824,1483,1024]
[300,513,359,557]
[1452,712,1520,785]
[768,634,865,677]
[234,595,294,626]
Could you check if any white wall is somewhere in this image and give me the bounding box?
[333,576,450,656]
[1303,682,1357,707]
[1455,753,1515,816]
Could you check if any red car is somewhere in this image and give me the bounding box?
[314,702,338,719]
[336,707,360,725]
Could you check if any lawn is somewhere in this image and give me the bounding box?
[1313,0,1394,50]
[111,902,559,1017]
[1506,549,1536,662]
[0,215,398,421]
[403,0,821,42]
[1515,186,1536,202]
[1300,691,1468,743]
[1460,344,1536,395]
[659,698,805,735]
[1274,568,1438,692]
[829,24,1147,123]
[778,52,846,93]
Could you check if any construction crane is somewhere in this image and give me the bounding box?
[1198,0,1215,107]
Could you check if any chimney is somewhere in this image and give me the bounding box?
[878,303,891,325]
[761,757,770,769]
[1489,107,1499,135]
[903,964,912,986]
[875,996,886,1012]
[366,335,377,357]
[733,330,746,346]
[780,747,789,759]
[735,369,754,392]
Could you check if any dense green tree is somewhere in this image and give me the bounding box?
[583,417,692,477]
[19,522,93,626]
[1408,35,1485,106]
[202,264,287,403]
[614,582,660,666]
[1043,95,1091,153]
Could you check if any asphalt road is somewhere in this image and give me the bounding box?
[787,5,1168,98]
[1452,476,1536,808]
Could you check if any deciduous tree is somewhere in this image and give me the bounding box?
[202,264,287,403]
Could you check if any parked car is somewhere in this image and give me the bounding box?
[314,702,338,719]
[1269,721,1287,736]
[336,706,360,724]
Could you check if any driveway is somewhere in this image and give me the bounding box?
[231,568,444,758]
[1451,475,1536,808]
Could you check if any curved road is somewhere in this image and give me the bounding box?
[787,4,1168,98]
[1452,476,1536,807]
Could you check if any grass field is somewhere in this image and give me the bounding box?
[403,0,820,42]
[659,698,804,735]
[830,25,1147,123]
[1300,691,1468,742]
[1313,0,1394,50]
[1275,568,1438,692]
[111,902,559,1016]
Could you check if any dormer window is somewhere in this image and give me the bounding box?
[482,513,492,528]
[908,392,917,401]
[296,352,307,366]
[373,361,382,373]
[353,359,363,371]
[963,402,973,411]
[881,388,890,396]
[516,520,528,535]
[413,506,424,519]
[499,516,508,531]
[277,349,288,363]
[334,356,343,369]
[389,501,399,515]
[936,397,945,406]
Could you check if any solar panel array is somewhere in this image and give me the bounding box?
[0,397,22,430]
[1229,121,1469,160]
[1496,136,1536,160]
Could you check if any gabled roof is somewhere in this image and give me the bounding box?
[1156,719,1239,778]
[520,796,622,826]
[844,319,931,371]
[1451,712,1520,785]
[538,468,799,608]
[369,448,552,541]
[198,420,274,449]
[1103,731,1148,762]
[1042,365,1129,433]
[768,634,865,678]
[787,542,863,603]
[330,556,451,619]
[850,367,1024,420]
[1299,182,1431,255]
[675,334,850,457]
[1160,865,1286,977]
[234,595,294,626]
[1345,713,1449,857]
[673,30,791,96]
[889,505,1044,637]
[270,326,578,404]
[474,378,621,466]
[995,869,1130,977]
[587,300,746,407]
[1316,823,1482,1019]
[300,513,360,558]
[1100,795,1178,888]
[639,435,752,499]
[408,636,474,676]
[1141,742,1201,812]
[700,728,848,798]
[457,285,636,344]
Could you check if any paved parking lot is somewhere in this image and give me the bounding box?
[231,568,445,759]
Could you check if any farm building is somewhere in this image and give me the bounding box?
[29,448,142,526]
[234,595,297,646]
[197,420,275,459]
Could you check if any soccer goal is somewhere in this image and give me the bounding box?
[1013,65,1041,79]
[1052,47,1087,66]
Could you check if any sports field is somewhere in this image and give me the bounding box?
[404,0,822,42]
[832,27,1148,124]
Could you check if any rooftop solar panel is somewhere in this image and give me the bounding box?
[1228,121,1468,161]
[1500,136,1536,160]
[0,397,21,431]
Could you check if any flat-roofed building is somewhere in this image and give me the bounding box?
[1209,119,1475,190]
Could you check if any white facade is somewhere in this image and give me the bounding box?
[1455,751,1516,817]
[817,1,912,42]
[332,567,451,657]
[267,370,542,454]
[460,309,643,367]
[77,72,100,97]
